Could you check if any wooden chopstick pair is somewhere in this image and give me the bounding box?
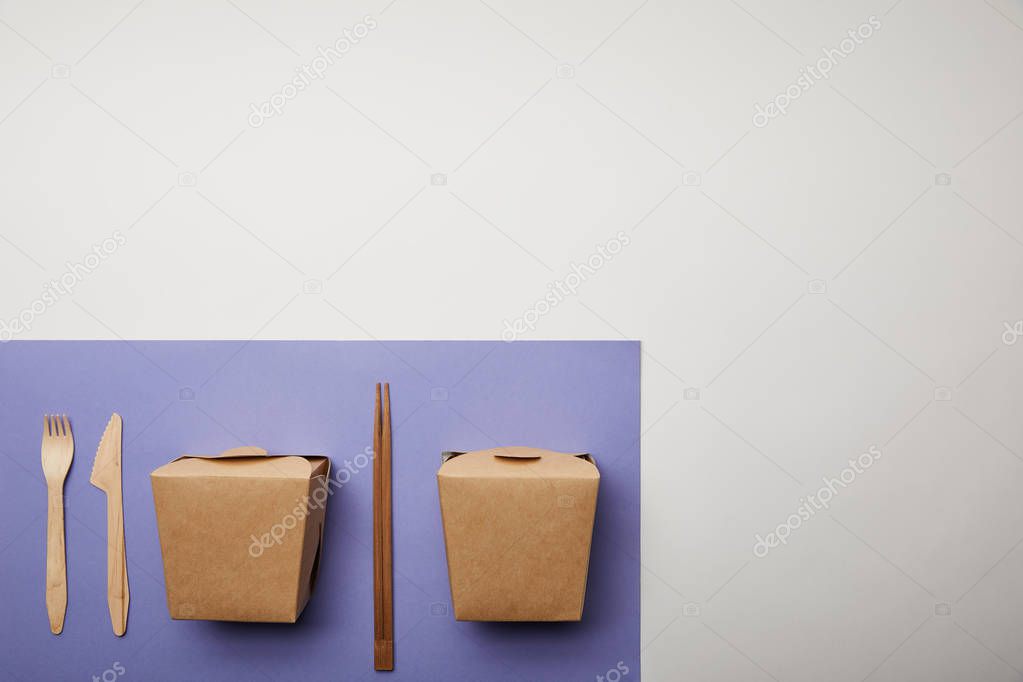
[373,383,394,671]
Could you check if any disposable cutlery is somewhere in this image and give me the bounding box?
[41,415,73,634]
[91,413,128,636]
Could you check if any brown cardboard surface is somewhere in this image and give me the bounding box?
[151,448,329,623]
[437,447,599,621]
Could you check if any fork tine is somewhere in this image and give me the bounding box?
[44,415,50,438]
[62,415,70,438]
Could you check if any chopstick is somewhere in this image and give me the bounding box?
[373,383,394,671]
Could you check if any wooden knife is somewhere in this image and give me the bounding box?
[90,413,129,636]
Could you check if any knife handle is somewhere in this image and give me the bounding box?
[105,492,128,636]
[45,487,67,634]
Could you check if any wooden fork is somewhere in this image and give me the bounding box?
[41,415,73,635]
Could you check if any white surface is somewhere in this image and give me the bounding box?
[2,0,1023,679]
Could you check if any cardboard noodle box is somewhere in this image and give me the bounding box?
[437,446,599,621]
[151,446,330,623]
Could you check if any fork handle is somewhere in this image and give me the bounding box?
[105,492,129,636]
[45,487,67,635]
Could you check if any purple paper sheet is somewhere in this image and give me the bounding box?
[0,340,640,682]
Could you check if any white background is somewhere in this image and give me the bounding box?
[2,0,1023,680]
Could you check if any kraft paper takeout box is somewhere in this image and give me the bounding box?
[437,446,599,621]
[150,446,330,623]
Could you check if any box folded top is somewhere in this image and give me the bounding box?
[439,446,598,480]
[151,446,329,479]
